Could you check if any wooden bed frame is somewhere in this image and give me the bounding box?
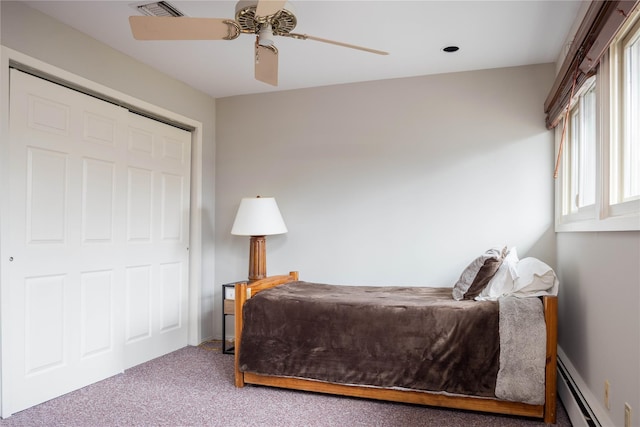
[233,272,558,424]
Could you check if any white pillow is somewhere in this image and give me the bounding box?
[510,257,559,297]
[475,247,519,301]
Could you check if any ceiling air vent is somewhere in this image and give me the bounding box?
[137,1,183,17]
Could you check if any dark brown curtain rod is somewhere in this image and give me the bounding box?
[544,0,638,130]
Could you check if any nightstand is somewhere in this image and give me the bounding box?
[222,281,246,354]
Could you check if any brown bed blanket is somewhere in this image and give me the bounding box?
[239,281,501,398]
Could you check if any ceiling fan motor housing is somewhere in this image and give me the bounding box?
[235,1,297,35]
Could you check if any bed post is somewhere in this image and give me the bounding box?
[234,281,248,387]
[543,295,558,424]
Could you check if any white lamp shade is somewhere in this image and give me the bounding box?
[231,197,287,236]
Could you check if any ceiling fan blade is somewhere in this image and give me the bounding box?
[255,0,287,19]
[285,33,388,55]
[255,42,279,86]
[129,16,240,40]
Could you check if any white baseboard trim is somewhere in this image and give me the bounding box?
[557,346,615,427]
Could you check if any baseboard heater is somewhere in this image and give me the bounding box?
[557,357,599,427]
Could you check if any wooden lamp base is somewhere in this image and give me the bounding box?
[248,235,267,282]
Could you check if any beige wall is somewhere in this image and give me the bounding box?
[0,1,218,341]
[216,64,556,286]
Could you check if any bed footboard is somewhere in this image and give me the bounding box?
[543,295,558,424]
[234,271,299,387]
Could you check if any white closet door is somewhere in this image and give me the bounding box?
[122,112,191,369]
[2,69,191,417]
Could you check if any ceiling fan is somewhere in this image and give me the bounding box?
[129,0,389,86]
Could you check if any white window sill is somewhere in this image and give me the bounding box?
[556,206,640,232]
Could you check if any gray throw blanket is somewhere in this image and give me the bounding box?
[496,296,546,404]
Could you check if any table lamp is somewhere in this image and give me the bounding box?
[231,196,287,282]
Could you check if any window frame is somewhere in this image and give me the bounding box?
[616,17,640,204]
[555,8,640,232]
[556,77,599,227]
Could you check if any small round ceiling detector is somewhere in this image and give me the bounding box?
[443,46,460,53]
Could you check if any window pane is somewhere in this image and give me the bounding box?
[570,108,580,212]
[566,83,597,213]
[624,33,640,201]
[581,86,597,207]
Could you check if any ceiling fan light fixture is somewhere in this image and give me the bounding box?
[258,24,275,46]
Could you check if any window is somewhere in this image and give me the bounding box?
[621,20,640,202]
[556,8,640,231]
[560,79,596,219]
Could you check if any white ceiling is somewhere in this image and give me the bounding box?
[21,0,583,99]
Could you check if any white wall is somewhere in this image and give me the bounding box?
[556,232,640,426]
[0,1,217,341]
[215,64,556,290]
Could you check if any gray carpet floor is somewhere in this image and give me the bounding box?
[0,342,572,426]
